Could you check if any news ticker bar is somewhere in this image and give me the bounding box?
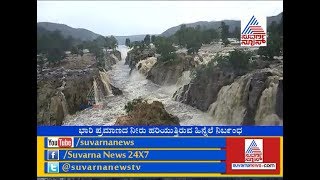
[37,126,283,136]
[38,136,283,177]
[44,150,225,161]
[45,162,226,173]
[45,137,226,148]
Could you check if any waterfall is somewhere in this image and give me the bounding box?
[208,74,250,125]
[176,71,191,87]
[136,57,157,76]
[117,45,130,61]
[93,79,100,104]
[207,69,282,125]
[99,69,113,96]
[60,92,69,116]
[254,76,282,125]
[173,71,192,101]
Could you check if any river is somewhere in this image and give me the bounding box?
[64,45,217,126]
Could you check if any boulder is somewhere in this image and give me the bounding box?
[115,100,179,126]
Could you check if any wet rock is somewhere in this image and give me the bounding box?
[37,52,123,125]
[242,71,273,125]
[110,84,123,95]
[275,79,283,119]
[146,53,194,85]
[125,47,156,69]
[206,68,283,125]
[174,65,238,111]
[112,50,121,60]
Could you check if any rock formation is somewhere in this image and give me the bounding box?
[37,52,122,125]
[115,99,180,125]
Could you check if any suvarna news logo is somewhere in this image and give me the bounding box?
[245,139,263,162]
[241,15,267,46]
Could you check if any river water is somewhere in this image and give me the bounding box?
[64,45,217,126]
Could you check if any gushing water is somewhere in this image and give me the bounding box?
[254,76,282,125]
[64,45,216,126]
[93,79,100,104]
[208,69,282,125]
[208,74,250,125]
[99,69,113,96]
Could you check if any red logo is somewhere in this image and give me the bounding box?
[225,137,281,175]
[58,138,73,148]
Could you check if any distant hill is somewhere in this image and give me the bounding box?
[37,22,153,45]
[37,22,101,41]
[160,12,283,37]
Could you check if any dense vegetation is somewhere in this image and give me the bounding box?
[192,49,253,78]
[124,98,144,113]
[37,29,73,63]
[37,28,118,65]
[258,17,283,60]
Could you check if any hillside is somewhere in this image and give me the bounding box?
[37,22,101,41]
[161,12,283,37]
[37,22,151,45]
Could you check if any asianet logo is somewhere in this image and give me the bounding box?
[241,15,267,47]
[245,139,263,162]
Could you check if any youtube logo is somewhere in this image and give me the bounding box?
[58,138,73,148]
[46,137,73,148]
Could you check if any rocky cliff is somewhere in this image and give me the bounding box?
[104,50,121,70]
[208,64,283,125]
[173,53,283,125]
[173,64,239,111]
[146,53,197,85]
[37,52,122,125]
[125,46,155,70]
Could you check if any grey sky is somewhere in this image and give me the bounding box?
[37,1,283,36]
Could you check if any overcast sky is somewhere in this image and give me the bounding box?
[37,1,283,36]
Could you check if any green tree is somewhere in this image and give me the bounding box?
[105,36,118,50]
[154,37,176,62]
[37,54,45,73]
[279,15,283,36]
[175,24,187,46]
[187,40,202,54]
[258,33,281,60]
[151,35,156,43]
[268,21,279,35]
[47,48,65,64]
[144,34,151,45]
[77,44,84,51]
[220,22,230,46]
[258,20,282,60]
[71,46,79,55]
[222,38,230,46]
[125,38,131,47]
[109,35,118,50]
[232,26,241,41]
[228,49,251,70]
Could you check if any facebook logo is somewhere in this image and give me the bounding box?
[47,162,59,173]
[47,150,59,160]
